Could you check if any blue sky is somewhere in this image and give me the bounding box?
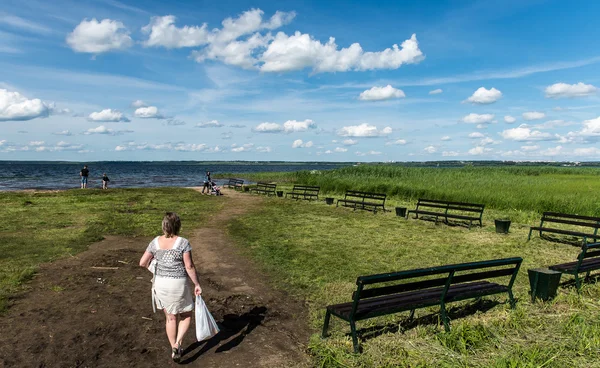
[1,0,600,162]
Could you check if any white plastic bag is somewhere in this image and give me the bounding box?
[195,296,219,341]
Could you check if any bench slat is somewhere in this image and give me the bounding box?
[544,212,600,222]
[530,226,599,239]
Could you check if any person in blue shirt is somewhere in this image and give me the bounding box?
[201,171,211,194]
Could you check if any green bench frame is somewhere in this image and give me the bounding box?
[249,182,277,196]
[528,212,600,244]
[285,184,320,200]
[549,242,600,291]
[336,190,387,213]
[406,198,485,229]
[322,257,522,352]
[225,178,244,190]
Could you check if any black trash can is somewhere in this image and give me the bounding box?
[325,197,334,205]
[495,219,511,233]
[395,207,407,217]
[276,191,284,197]
[528,268,562,302]
[243,186,250,192]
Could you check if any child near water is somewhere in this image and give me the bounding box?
[102,173,110,189]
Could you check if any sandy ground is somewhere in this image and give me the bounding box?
[0,188,311,367]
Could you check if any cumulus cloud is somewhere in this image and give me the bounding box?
[0,89,52,121]
[84,125,133,135]
[88,109,130,122]
[573,147,600,156]
[337,123,392,137]
[29,141,44,146]
[424,145,437,153]
[221,131,233,139]
[292,139,313,148]
[253,119,315,133]
[545,82,597,98]
[442,151,459,157]
[131,100,147,108]
[358,85,405,101]
[115,141,220,152]
[522,111,545,121]
[66,18,132,53]
[385,139,407,145]
[468,132,485,138]
[334,147,347,153]
[429,89,443,95]
[441,136,451,141]
[504,115,516,123]
[134,106,164,119]
[256,146,271,153]
[521,145,540,151]
[52,130,72,136]
[468,146,491,155]
[579,116,600,136]
[230,124,246,128]
[500,124,553,141]
[195,120,224,128]
[143,10,423,73]
[342,139,358,146]
[231,143,254,152]
[465,87,502,104]
[461,113,494,124]
[355,150,382,156]
[165,118,185,126]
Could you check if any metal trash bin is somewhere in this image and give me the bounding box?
[495,219,511,233]
[395,207,407,217]
[276,191,284,197]
[325,197,334,205]
[528,268,562,302]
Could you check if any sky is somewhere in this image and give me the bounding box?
[1,0,600,162]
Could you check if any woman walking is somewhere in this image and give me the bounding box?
[139,212,202,362]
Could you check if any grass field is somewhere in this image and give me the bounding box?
[227,166,600,367]
[0,188,217,313]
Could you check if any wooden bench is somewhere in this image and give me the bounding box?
[225,178,244,190]
[549,242,600,291]
[336,190,386,213]
[285,185,320,200]
[406,199,485,229]
[528,212,600,243]
[249,182,277,196]
[322,257,522,352]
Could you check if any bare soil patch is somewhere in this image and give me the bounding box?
[0,189,310,367]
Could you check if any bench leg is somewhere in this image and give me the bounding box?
[350,320,359,353]
[527,228,533,241]
[322,310,331,338]
[408,309,415,321]
[440,305,450,332]
[575,274,582,293]
[508,290,516,309]
[585,270,591,281]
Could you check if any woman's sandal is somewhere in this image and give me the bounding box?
[171,346,181,363]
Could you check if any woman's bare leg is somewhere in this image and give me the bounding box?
[176,311,193,346]
[163,310,178,348]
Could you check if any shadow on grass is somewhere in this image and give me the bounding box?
[354,299,502,343]
[406,215,477,229]
[179,306,267,364]
[558,274,600,290]
[538,234,586,247]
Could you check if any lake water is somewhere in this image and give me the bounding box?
[0,161,352,191]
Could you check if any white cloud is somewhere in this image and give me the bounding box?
[442,151,459,157]
[465,87,502,104]
[480,137,496,146]
[545,82,597,98]
[195,120,224,128]
[84,125,133,135]
[522,111,545,121]
[468,146,491,155]
[355,150,382,156]
[337,123,392,137]
[131,100,147,108]
[521,145,539,151]
[134,106,163,119]
[429,89,443,95]
[334,147,347,153]
[441,136,451,141]
[116,141,220,152]
[573,147,600,156]
[500,124,553,141]
[540,146,563,156]
[261,32,424,73]
[359,85,405,101]
[88,109,130,122]
[230,124,246,128]
[424,145,437,153]
[256,146,272,153]
[253,119,315,133]
[461,113,494,124]
[292,139,313,148]
[504,115,516,123]
[66,18,132,53]
[29,141,44,146]
[579,116,600,136]
[231,143,254,152]
[0,89,52,121]
[53,130,72,136]
[342,139,358,146]
[468,132,485,138]
[166,118,186,126]
[142,15,210,48]
[386,139,407,145]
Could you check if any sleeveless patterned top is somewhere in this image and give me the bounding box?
[146,236,192,279]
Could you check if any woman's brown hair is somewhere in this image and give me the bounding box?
[162,212,181,238]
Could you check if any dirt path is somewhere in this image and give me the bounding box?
[0,189,310,367]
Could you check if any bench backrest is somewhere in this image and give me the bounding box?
[227,178,244,185]
[349,257,522,316]
[345,190,386,203]
[256,182,277,190]
[578,242,600,262]
[417,198,485,213]
[292,185,320,195]
[541,212,600,229]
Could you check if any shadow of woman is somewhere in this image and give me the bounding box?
[179,306,267,364]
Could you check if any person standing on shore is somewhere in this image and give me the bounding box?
[201,171,211,194]
[102,173,110,190]
[80,165,89,189]
[139,212,202,362]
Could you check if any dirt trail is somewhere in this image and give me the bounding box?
[0,188,310,367]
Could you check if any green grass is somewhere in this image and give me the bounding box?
[228,165,600,218]
[228,197,600,367]
[0,188,219,313]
